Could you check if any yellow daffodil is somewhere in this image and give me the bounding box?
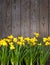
[17,41,25,46]
[45,42,50,46]
[30,37,37,43]
[20,39,24,43]
[0,40,8,46]
[3,38,11,42]
[10,45,15,50]
[33,37,38,41]
[30,37,37,46]
[47,36,50,41]
[24,37,30,42]
[18,36,24,42]
[30,38,34,43]
[13,38,17,42]
[9,42,14,45]
[34,32,40,37]
[18,36,23,40]
[8,35,14,39]
[43,37,47,42]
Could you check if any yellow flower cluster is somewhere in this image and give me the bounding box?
[43,36,50,46]
[0,39,8,46]
[0,32,40,49]
[30,37,38,45]
[0,32,50,51]
[0,35,15,50]
[17,36,25,46]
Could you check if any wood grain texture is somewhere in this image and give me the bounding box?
[0,0,49,38]
[40,0,48,37]
[0,0,3,38]
[2,0,12,37]
[48,0,50,36]
[30,0,40,37]
[20,0,30,37]
[48,1,50,65]
[12,0,20,37]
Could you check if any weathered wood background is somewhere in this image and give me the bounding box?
[0,0,50,64]
[0,0,50,38]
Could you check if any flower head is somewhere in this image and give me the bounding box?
[9,42,14,45]
[47,37,50,41]
[10,45,15,50]
[17,41,25,46]
[34,32,39,37]
[13,38,17,42]
[24,37,30,42]
[45,42,50,46]
[0,40,8,46]
[43,37,47,42]
[8,35,14,39]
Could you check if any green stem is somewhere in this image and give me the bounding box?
[11,62,14,65]
[30,59,32,65]
[40,63,44,65]
[25,60,29,65]
[19,62,21,65]
[37,58,39,65]
[37,61,39,65]
[1,62,6,65]
[15,62,18,65]
[26,63,29,65]
[7,61,9,65]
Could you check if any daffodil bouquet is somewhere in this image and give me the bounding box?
[0,32,50,65]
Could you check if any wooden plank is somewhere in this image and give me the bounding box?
[48,0,50,36]
[40,0,48,37]
[12,0,20,37]
[48,1,50,64]
[2,0,12,37]
[30,0,40,37]
[20,0,30,37]
[0,0,3,38]
[20,0,25,37]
